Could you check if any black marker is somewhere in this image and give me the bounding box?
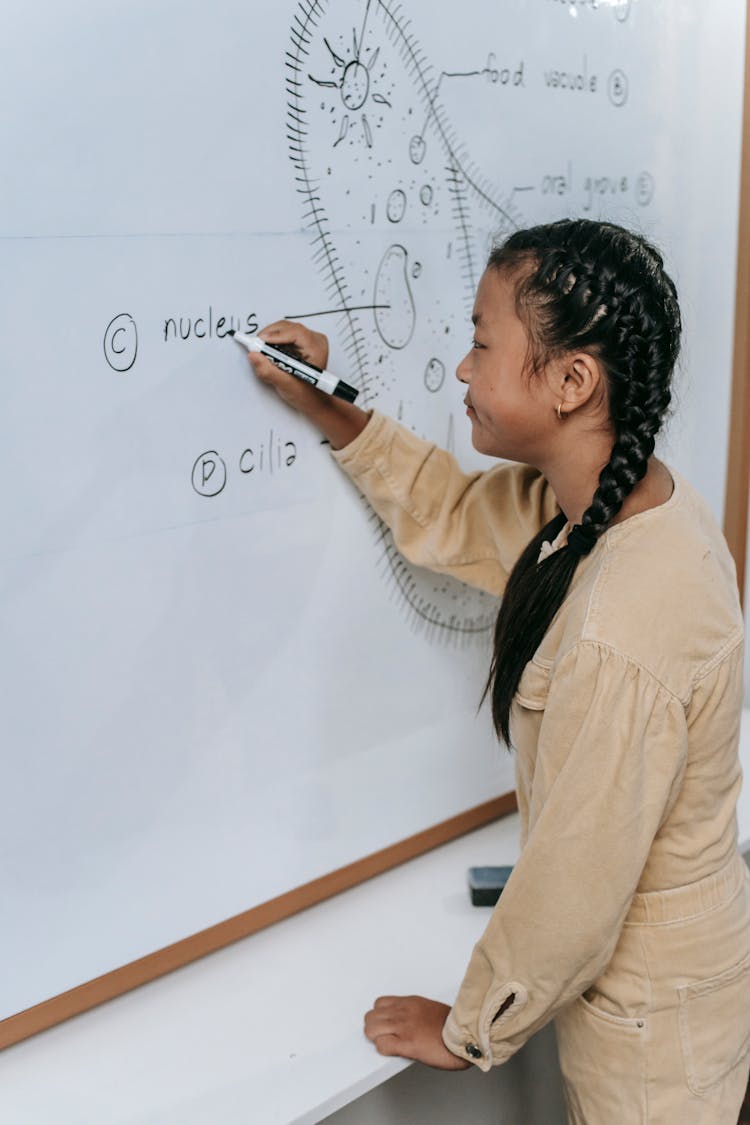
[229,330,359,403]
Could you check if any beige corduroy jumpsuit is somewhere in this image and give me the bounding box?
[333,411,750,1124]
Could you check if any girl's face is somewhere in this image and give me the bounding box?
[456,268,553,464]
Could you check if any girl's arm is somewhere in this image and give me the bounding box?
[442,642,690,1069]
[248,320,559,594]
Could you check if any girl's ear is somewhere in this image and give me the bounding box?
[547,353,607,416]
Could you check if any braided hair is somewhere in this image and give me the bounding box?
[484,219,682,745]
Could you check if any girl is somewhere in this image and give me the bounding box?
[248,219,750,1122]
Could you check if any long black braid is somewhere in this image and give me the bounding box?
[484,219,682,746]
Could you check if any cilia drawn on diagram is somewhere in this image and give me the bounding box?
[287,0,526,638]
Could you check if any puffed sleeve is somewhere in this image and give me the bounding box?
[331,411,560,595]
[441,641,689,1070]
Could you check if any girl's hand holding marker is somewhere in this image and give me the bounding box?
[229,327,358,402]
[236,319,370,450]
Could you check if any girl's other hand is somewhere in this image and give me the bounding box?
[364,995,471,1070]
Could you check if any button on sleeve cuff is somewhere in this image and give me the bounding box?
[442,949,529,1070]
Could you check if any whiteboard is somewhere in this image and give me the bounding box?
[1,0,745,1027]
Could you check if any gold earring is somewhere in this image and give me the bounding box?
[556,403,565,421]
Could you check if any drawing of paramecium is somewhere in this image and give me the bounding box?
[287,0,524,638]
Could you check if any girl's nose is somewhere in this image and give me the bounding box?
[456,352,471,384]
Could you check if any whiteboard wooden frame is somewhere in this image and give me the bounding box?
[725,0,750,608]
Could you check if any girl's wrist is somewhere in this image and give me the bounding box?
[307,397,371,450]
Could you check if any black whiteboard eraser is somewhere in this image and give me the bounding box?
[468,865,514,906]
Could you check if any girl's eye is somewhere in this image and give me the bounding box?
[472,338,484,349]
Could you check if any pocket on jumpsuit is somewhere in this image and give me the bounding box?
[556,992,648,1122]
[678,953,750,1097]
